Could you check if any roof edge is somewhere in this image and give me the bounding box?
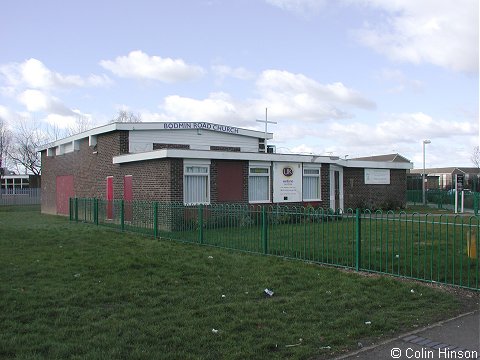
[37,121,273,152]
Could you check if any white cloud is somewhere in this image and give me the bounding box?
[159,92,250,125]
[377,68,423,93]
[255,70,375,121]
[0,58,112,90]
[265,0,326,16]
[152,70,374,127]
[0,105,14,125]
[211,65,255,83]
[327,112,476,146]
[270,124,323,143]
[43,111,92,130]
[17,89,75,116]
[43,113,78,130]
[353,0,479,73]
[100,50,205,82]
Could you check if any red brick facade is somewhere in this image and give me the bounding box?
[41,131,182,214]
[41,130,407,215]
[343,168,406,210]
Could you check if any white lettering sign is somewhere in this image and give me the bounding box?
[163,122,239,134]
[365,168,390,185]
[273,162,302,202]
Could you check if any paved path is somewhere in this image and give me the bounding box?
[335,310,479,360]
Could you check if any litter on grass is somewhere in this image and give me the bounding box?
[264,288,274,297]
[285,338,303,348]
[212,329,219,334]
[364,321,371,325]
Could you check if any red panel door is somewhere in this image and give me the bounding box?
[217,161,244,202]
[56,175,74,215]
[106,176,113,219]
[124,175,133,221]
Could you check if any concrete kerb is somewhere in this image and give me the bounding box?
[332,310,479,360]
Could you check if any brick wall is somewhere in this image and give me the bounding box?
[343,168,407,209]
[41,131,406,215]
[210,146,241,152]
[41,131,182,214]
[153,143,190,150]
[119,131,129,154]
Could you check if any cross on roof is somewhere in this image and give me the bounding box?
[256,108,277,152]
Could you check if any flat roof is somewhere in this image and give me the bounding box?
[113,148,413,169]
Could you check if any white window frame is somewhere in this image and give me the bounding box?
[302,165,322,201]
[248,161,271,204]
[183,159,211,205]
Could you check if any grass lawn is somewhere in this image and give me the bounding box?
[0,206,477,359]
[405,205,457,214]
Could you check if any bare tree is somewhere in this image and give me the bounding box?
[45,122,68,141]
[0,118,12,173]
[7,118,48,175]
[472,145,480,168]
[110,110,142,123]
[66,114,94,136]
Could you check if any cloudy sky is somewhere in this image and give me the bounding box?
[0,0,478,168]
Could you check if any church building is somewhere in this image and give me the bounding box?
[38,121,412,215]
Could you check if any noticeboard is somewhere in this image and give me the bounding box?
[456,174,464,191]
[364,168,390,185]
[273,162,302,203]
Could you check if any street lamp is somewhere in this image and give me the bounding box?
[422,139,431,205]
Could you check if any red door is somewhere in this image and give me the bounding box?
[106,176,113,219]
[124,175,133,221]
[217,161,244,202]
[56,175,74,215]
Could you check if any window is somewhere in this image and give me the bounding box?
[303,166,321,201]
[184,161,210,205]
[249,164,270,203]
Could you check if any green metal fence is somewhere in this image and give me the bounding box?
[407,190,479,215]
[69,198,480,291]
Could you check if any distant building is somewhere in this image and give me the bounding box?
[37,122,413,216]
[1,174,41,194]
[409,167,480,191]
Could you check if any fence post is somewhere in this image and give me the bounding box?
[120,200,125,231]
[94,198,99,225]
[198,204,204,244]
[153,202,158,238]
[74,198,79,222]
[262,206,268,254]
[474,193,479,216]
[355,208,361,271]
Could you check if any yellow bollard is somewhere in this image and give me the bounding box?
[467,228,477,259]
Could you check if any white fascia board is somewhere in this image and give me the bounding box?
[114,149,169,163]
[113,149,337,164]
[112,149,413,170]
[116,122,272,139]
[36,123,118,152]
[1,174,31,179]
[339,159,413,170]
